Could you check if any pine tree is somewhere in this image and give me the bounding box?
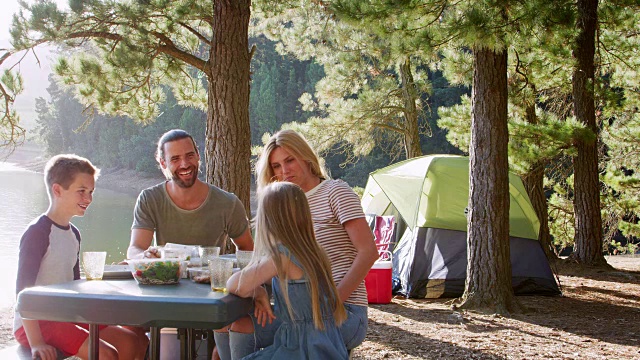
[569,0,607,265]
[8,0,253,212]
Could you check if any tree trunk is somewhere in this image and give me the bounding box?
[459,47,519,314]
[399,57,422,159]
[206,0,252,217]
[570,0,606,265]
[521,104,556,260]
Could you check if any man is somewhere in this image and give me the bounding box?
[127,129,253,259]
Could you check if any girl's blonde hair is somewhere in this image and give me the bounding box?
[255,130,329,193]
[252,181,346,329]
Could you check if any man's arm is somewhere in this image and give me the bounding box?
[230,228,254,251]
[127,228,156,259]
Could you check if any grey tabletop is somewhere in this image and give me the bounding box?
[17,279,253,330]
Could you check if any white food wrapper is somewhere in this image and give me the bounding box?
[163,243,200,259]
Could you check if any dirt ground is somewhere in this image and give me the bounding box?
[352,255,640,360]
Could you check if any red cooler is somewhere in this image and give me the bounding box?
[364,259,393,304]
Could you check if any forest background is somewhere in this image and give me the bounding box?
[1,1,639,260]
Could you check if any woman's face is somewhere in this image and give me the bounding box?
[268,146,317,191]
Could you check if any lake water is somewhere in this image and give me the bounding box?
[0,162,137,310]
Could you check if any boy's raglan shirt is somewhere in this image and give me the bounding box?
[13,215,81,332]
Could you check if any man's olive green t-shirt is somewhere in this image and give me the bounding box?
[132,182,249,248]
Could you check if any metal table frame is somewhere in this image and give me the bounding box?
[16,279,252,360]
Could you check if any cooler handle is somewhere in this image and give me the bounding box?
[378,250,392,262]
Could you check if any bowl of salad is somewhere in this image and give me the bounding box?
[128,258,182,285]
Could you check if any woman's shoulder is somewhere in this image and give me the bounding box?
[316,179,355,195]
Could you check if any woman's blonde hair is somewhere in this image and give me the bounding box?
[252,182,346,329]
[255,130,329,193]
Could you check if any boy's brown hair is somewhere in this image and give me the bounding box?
[44,154,100,197]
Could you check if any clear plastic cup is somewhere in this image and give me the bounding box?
[82,251,107,280]
[208,257,234,292]
[198,246,221,266]
[235,250,254,269]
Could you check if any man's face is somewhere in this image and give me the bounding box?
[55,173,95,218]
[160,138,200,188]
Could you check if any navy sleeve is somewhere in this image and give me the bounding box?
[15,221,50,295]
[71,225,82,281]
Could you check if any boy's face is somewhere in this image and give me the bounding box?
[159,137,200,188]
[53,173,96,218]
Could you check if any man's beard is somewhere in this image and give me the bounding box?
[172,165,198,188]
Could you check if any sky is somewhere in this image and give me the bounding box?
[1,0,69,130]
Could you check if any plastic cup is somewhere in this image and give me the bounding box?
[235,250,253,269]
[82,251,107,280]
[208,257,234,292]
[198,246,220,266]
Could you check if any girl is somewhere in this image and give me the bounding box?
[226,182,348,359]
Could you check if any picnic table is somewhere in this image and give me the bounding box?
[16,278,253,360]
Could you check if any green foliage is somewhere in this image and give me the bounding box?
[0,61,25,150]
[254,1,438,161]
[11,0,212,123]
[1,69,23,94]
[33,74,206,174]
[249,36,322,145]
[547,173,576,251]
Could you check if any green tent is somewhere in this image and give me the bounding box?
[362,155,560,298]
[362,154,540,240]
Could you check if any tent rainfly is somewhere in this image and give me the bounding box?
[361,155,561,298]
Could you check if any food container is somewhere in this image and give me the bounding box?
[186,258,202,267]
[188,267,211,284]
[128,258,182,285]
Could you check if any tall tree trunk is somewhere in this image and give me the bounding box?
[206,0,252,217]
[521,104,556,260]
[399,57,422,159]
[459,47,519,314]
[570,0,606,265]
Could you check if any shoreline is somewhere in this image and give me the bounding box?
[2,142,165,196]
[3,142,259,209]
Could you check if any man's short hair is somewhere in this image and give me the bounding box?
[155,129,199,163]
[44,154,100,195]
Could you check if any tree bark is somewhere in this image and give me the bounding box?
[521,104,556,260]
[399,57,422,159]
[459,47,519,314]
[206,0,252,217]
[570,0,606,265]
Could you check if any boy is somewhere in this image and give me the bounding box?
[13,154,147,360]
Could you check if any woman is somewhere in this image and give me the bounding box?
[215,129,377,360]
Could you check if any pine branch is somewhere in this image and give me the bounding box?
[151,31,208,73]
[0,50,25,150]
[177,21,212,46]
